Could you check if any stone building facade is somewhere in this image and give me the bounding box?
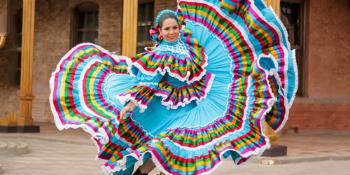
[0,0,175,123]
[0,0,349,132]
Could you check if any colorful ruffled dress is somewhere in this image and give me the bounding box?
[49,0,298,174]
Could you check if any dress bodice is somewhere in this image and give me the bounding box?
[118,30,214,111]
[126,28,208,84]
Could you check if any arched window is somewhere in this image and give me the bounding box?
[72,2,99,46]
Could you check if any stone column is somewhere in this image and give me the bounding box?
[17,0,39,132]
[122,0,138,56]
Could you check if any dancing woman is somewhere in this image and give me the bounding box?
[50,0,298,174]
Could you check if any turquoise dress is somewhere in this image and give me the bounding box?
[49,0,298,174]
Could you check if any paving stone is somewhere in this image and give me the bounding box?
[15,142,29,154]
[0,143,7,150]
[7,142,16,152]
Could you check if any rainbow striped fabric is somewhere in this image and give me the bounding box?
[130,27,207,84]
[49,0,297,174]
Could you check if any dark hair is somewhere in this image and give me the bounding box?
[158,13,180,28]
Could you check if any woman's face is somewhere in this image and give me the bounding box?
[160,18,180,42]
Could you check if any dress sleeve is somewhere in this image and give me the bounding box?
[116,70,162,112]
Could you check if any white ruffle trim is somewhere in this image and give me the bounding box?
[123,50,209,84]
[154,73,215,110]
[128,57,208,84]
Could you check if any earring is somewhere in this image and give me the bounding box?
[158,35,163,41]
[155,26,163,41]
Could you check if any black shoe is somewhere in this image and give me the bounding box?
[133,168,148,175]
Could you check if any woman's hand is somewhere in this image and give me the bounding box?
[120,101,136,119]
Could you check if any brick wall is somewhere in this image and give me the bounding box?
[0,49,19,117]
[285,99,350,132]
[155,0,177,14]
[0,0,7,32]
[307,0,350,98]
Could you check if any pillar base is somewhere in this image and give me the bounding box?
[0,125,40,133]
[262,145,287,157]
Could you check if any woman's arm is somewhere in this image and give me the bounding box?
[117,71,163,118]
[120,101,136,119]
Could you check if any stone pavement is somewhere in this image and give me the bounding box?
[0,123,350,175]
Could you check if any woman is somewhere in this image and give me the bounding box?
[50,0,298,175]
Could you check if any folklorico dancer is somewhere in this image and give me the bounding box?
[49,0,298,174]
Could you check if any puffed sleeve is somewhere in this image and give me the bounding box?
[116,70,162,112]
